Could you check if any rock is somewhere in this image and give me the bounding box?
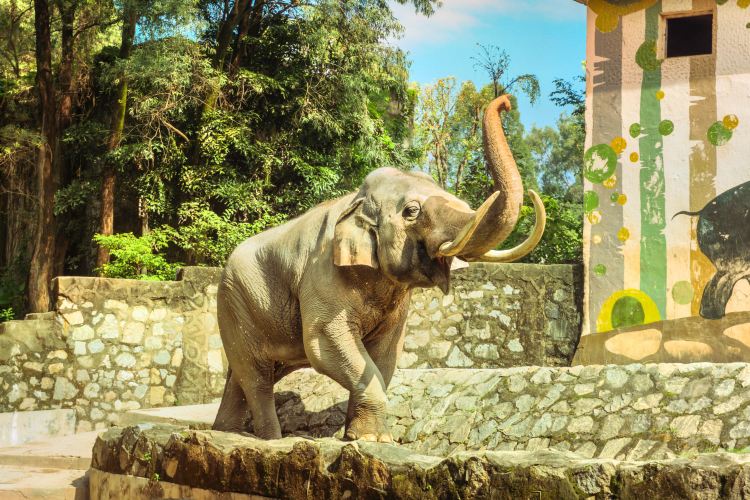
[598,437,630,459]
[568,416,595,434]
[153,349,171,365]
[670,415,701,439]
[428,341,452,359]
[507,375,527,393]
[149,386,166,406]
[83,382,101,398]
[122,322,145,345]
[46,350,68,360]
[715,379,736,398]
[507,339,524,352]
[98,314,120,339]
[74,341,86,355]
[473,344,499,359]
[47,362,64,375]
[22,361,44,374]
[603,367,628,389]
[131,306,149,322]
[63,310,84,326]
[445,347,473,367]
[53,377,78,400]
[71,324,95,341]
[398,352,418,368]
[115,352,136,368]
[404,330,430,349]
[88,339,105,354]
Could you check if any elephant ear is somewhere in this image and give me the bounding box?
[334,197,378,268]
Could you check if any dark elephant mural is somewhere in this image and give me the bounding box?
[675,181,750,320]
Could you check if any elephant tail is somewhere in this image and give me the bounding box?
[672,209,702,220]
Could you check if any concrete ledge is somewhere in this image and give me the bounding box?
[0,409,76,447]
[92,424,750,499]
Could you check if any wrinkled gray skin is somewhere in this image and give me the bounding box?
[213,95,545,441]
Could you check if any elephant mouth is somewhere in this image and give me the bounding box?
[433,256,452,294]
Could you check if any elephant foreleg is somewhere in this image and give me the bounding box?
[302,317,392,443]
[364,308,409,389]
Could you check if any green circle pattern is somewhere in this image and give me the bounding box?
[659,120,674,136]
[584,144,617,183]
[671,281,694,305]
[629,123,641,138]
[708,121,733,146]
[611,296,646,329]
[584,191,600,213]
[594,264,607,276]
[636,40,662,71]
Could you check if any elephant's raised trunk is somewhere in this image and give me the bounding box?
[438,95,546,263]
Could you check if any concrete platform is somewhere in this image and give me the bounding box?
[0,464,88,499]
[0,429,100,499]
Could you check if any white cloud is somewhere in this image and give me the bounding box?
[390,0,581,49]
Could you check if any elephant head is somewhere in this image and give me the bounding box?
[333,94,546,293]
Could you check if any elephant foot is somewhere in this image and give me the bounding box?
[344,415,393,443]
[344,428,393,443]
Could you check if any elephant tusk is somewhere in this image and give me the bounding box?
[437,192,500,257]
[468,190,546,263]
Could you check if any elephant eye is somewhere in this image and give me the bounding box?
[402,203,421,221]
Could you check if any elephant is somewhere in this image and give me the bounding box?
[212,94,546,442]
[675,180,750,319]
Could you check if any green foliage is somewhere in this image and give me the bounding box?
[93,231,182,280]
[174,202,285,265]
[0,307,13,322]
[0,260,26,320]
[502,195,583,264]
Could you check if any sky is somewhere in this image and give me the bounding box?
[389,0,588,130]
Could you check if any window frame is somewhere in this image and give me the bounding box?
[659,9,716,60]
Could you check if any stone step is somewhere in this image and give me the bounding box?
[92,424,750,499]
[121,363,750,461]
[0,430,98,498]
[0,430,99,470]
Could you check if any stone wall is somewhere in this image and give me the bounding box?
[0,268,226,431]
[0,263,581,428]
[270,363,750,459]
[403,263,581,368]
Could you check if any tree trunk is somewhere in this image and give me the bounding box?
[229,0,264,74]
[28,0,57,312]
[96,10,137,270]
[54,0,76,278]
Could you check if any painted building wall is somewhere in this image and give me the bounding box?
[583,1,750,343]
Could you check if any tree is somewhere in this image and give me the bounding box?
[472,43,540,102]
[526,113,584,202]
[27,0,57,312]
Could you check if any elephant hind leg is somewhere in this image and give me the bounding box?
[700,270,737,319]
[241,362,282,439]
[212,368,249,432]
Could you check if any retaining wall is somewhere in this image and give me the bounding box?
[272,363,750,459]
[0,263,581,431]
